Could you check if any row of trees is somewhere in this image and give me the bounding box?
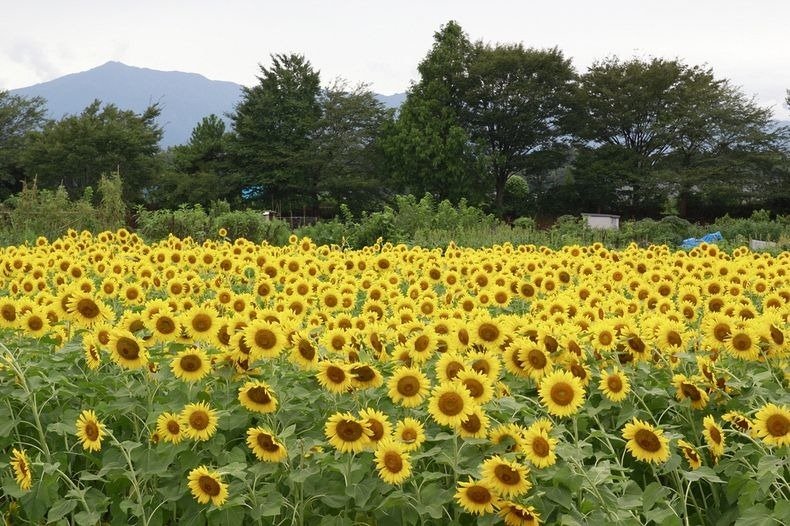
[1,21,788,221]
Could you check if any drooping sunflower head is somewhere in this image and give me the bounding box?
[677,439,702,470]
[702,415,726,460]
[349,363,383,390]
[10,448,33,491]
[498,501,541,526]
[672,374,709,410]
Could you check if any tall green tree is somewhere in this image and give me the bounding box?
[231,54,322,213]
[0,91,48,198]
[20,100,162,202]
[381,21,487,204]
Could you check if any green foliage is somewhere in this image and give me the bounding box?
[0,90,48,199]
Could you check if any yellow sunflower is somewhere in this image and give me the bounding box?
[521,427,557,468]
[489,423,526,453]
[66,292,113,327]
[427,381,477,427]
[498,502,541,526]
[187,465,228,506]
[677,439,702,470]
[753,403,790,447]
[349,363,384,390]
[454,477,500,515]
[171,348,211,382]
[702,415,725,460]
[480,455,532,497]
[107,329,148,370]
[181,402,219,441]
[622,418,670,464]
[517,343,554,381]
[316,360,353,394]
[246,427,288,462]
[672,374,709,410]
[374,438,412,485]
[324,412,372,453]
[456,369,494,405]
[394,417,426,451]
[599,367,630,403]
[724,325,761,361]
[243,319,286,361]
[182,305,220,343]
[75,409,106,452]
[359,408,392,447]
[238,380,278,413]
[289,330,319,369]
[10,448,32,491]
[387,366,430,407]
[156,412,185,444]
[538,370,586,417]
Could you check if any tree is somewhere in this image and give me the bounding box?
[231,54,322,213]
[20,100,162,202]
[0,91,48,198]
[381,21,487,205]
[573,57,787,218]
[462,42,577,212]
[150,115,238,208]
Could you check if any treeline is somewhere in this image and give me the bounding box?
[1,21,789,224]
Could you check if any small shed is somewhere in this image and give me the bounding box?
[582,213,620,230]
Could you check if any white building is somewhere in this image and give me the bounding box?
[582,213,620,230]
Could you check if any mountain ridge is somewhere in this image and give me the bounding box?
[10,61,406,147]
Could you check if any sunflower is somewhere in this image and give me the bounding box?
[466,350,502,382]
[394,417,426,451]
[672,374,709,410]
[521,427,557,468]
[64,291,113,327]
[289,330,319,369]
[171,348,211,382]
[10,448,32,491]
[243,320,286,361]
[622,418,669,464]
[721,410,754,434]
[359,408,392,447]
[182,305,220,343]
[324,412,372,453]
[82,336,102,371]
[498,502,541,526]
[238,380,278,413]
[753,403,790,447]
[350,363,384,390]
[75,409,106,452]
[107,329,148,370]
[387,366,430,407]
[246,427,288,462]
[538,370,586,417]
[724,325,761,361]
[480,455,531,497]
[489,423,526,453]
[517,343,554,381]
[455,477,500,515]
[702,415,725,460]
[18,307,49,338]
[457,369,494,405]
[428,381,477,427]
[677,439,702,470]
[599,367,630,403]
[316,360,353,394]
[148,311,181,343]
[181,402,219,441]
[589,319,618,352]
[187,466,228,506]
[156,412,185,444]
[375,438,412,485]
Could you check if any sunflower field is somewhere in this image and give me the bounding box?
[1,229,788,526]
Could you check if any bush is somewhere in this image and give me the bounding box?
[214,210,289,245]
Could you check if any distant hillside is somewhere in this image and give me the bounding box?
[10,62,406,148]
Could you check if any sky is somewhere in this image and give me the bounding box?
[2,0,789,118]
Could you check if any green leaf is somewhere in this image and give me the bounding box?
[73,511,103,526]
[642,481,670,512]
[46,499,78,523]
[683,466,724,483]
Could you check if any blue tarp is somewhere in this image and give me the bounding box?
[680,231,723,249]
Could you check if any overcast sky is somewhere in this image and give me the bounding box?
[2,0,789,118]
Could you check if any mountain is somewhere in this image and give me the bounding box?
[10,61,407,148]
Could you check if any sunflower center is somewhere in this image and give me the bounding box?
[326,365,346,384]
[666,331,682,347]
[494,463,520,485]
[528,349,547,369]
[247,386,271,404]
[463,379,484,398]
[550,382,574,406]
[257,433,280,452]
[351,365,375,382]
[438,392,464,416]
[156,317,176,334]
[331,335,345,350]
[189,410,209,430]
[599,332,612,346]
[634,429,661,452]
[531,436,550,457]
[770,326,784,346]
[766,414,789,437]
[461,414,481,433]
[401,428,417,442]
[607,375,623,393]
[466,485,492,504]
[471,359,489,376]
[709,425,722,444]
[376,451,402,474]
[255,329,276,349]
[397,376,420,396]
[116,337,140,360]
[85,421,99,441]
[198,475,221,497]
[628,336,646,354]
[166,420,180,434]
[414,335,430,353]
[445,362,464,380]
[28,316,43,331]
[75,299,99,319]
[192,314,211,332]
[180,354,203,372]
[570,364,587,380]
[478,323,499,342]
[680,382,701,401]
[1,304,15,321]
[731,333,751,352]
[367,419,385,440]
[336,419,363,441]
